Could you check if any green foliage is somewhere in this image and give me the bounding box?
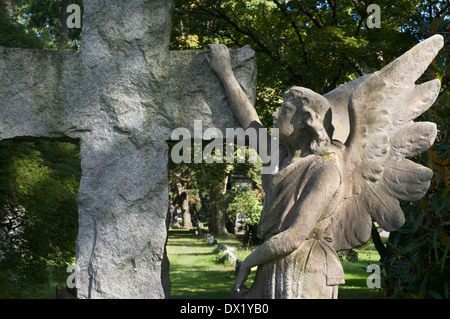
[3,0,83,50]
[172,0,424,126]
[338,249,359,263]
[168,141,263,234]
[384,185,449,299]
[383,117,449,299]
[0,140,81,298]
[23,0,82,50]
[227,188,263,228]
[0,0,43,48]
[212,248,235,266]
[227,188,264,245]
[213,252,229,265]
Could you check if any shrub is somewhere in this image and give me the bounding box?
[226,189,264,245]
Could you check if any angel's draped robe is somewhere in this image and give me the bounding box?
[246,150,345,299]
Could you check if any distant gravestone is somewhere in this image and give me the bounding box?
[171,206,181,229]
[223,246,237,263]
[206,234,217,245]
[228,171,254,234]
[0,0,256,298]
[234,213,248,235]
[196,225,203,236]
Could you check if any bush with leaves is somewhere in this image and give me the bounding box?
[383,168,449,299]
[0,140,80,298]
[227,188,264,245]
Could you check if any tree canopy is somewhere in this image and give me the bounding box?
[171,0,448,126]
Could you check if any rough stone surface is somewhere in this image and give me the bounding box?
[0,0,256,299]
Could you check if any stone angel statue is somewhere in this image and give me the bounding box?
[207,34,443,299]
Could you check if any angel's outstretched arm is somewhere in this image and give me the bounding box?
[208,44,280,172]
[208,44,262,130]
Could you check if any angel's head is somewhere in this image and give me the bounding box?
[273,87,336,156]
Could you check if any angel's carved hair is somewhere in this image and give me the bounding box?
[285,87,341,156]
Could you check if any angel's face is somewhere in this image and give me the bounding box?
[273,95,308,144]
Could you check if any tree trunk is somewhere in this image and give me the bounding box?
[208,200,226,235]
[175,182,192,229]
[181,195,192,229]
[208,176,228,235]
[371,224,399,297]
[371,223,387,260]
[58,0,72,43]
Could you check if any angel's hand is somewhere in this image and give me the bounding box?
[232,260,251,298]
[207,44,233,78]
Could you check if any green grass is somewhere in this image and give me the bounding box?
[1,268,66,299]
[167,229,255,299]
[340,249,384,299]
[167,228,384,299]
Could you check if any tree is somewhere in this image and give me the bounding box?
[168,140,235,235]
[0,0,42,48]
[0,140,81,298]
[170,166,194,229]
[12,0,82,50]
[172,0,423,126]
[168,141,263,235]
[227,187,264,245]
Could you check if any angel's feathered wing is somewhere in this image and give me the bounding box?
[327,35,444,251]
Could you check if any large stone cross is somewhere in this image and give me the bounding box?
[0,0,256,298]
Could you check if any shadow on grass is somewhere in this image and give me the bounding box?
[169,267,236,299]
[167,229,253,299]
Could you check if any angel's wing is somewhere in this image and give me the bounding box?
[328,35,443,251]
[324,74,372,143]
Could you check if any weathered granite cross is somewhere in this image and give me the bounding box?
[0,0,256,298]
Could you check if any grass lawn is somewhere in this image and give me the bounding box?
[167,228,384,299]
[340,249,384,299]
[167,229,253,299]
